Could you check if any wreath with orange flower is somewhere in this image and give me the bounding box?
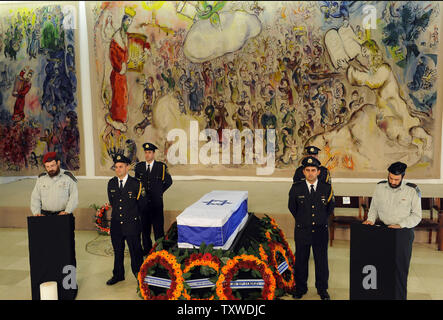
[94,203,111,235]
[138,250,184,300]
[182,252,221,300]
[267,241,295,291]
[216,254,276,300]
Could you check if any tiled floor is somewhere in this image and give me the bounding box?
[1,227,442,300]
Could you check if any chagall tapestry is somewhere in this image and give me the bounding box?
[87,1,442,178]
[0,1,85,176]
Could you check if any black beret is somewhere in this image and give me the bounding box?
[113,154,131,164]
[388,161,407,175]
[143,142,158,151]
[305,146,321,155]
[302,156,321,168]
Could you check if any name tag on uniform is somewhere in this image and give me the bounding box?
[298,195,305,198]
[110,189,115,192]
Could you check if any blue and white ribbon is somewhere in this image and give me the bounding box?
[144,261,289,289]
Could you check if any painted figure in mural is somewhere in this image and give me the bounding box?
[346,39,431,153]
[12,68,33,122]
[134,75,155,136]
[107,6,136,132]
[61,110,80,170]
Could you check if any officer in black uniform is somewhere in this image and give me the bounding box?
[134,142,173,256]
[106,155,144,286]
[292,146,331,184]
[288,156,335,300]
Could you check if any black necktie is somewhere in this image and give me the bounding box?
[310,184,315,195]
[119,180,123,191]
[147,164,151,173]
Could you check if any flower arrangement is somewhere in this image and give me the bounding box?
[216,254,276,300]
[137,214,295,300]
[90,203,111,235]
[138,250,184,300]
[267,241,295,291]
[181,251,222,300]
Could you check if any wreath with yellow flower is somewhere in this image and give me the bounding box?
[182,252,222,300]
[216,254,276,300]
[138,250,184,300]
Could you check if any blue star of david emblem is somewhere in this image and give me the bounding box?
[203,199,232,206]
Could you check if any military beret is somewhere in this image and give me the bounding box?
[113,154,131,164]
[388,161,407,175]
[305,146,321,155]
[143,142,158,151]
[42,152,58,164]
[302,156,321,168]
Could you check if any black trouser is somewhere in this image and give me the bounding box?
[140,201,165,255]
[294,226,329,292]
[394,228,414,300]
[110,231,143,279]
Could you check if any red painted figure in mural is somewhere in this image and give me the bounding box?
[107,6,136,132]
[12,68,33,122]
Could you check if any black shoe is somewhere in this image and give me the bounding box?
[106,276,124,285]
[292,289,307,299]
[318,290,330,300]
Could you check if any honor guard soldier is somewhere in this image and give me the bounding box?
[30,152,78,216]
[106,155,144,286]
[292,146,331,185]
[288,156,335,300]
[134,142,173,256]
[363,161,422,299]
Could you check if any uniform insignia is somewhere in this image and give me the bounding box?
[377,180,387,184]
[117,155,121,160]
[38,172,47,178]
[310,147,314,153]
[406,182,421,197]
[308,158,312,163]
[64,171,77,182]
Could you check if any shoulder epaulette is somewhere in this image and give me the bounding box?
[377,180,387,184]
[38,172,47,178]
[64,171,77,182]
[406,182,417,188]
[406,182,421,196]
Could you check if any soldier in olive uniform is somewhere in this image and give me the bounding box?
[363,161,422,300]
[30,151,78,216]
[106,155,144,285]
[134,143,173,256]
[292,146,331,185]
[288,156,335,300]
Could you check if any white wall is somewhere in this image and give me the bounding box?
[1,1,443,185]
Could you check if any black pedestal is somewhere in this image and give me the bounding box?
[350,223,413,300]
[27,214,78,300]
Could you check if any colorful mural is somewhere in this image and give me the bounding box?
[87,1,442,178]
[0,2,84,175]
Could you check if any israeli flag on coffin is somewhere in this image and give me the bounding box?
[177,191,248,250]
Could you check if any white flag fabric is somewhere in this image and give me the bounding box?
[177,190,248,249]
